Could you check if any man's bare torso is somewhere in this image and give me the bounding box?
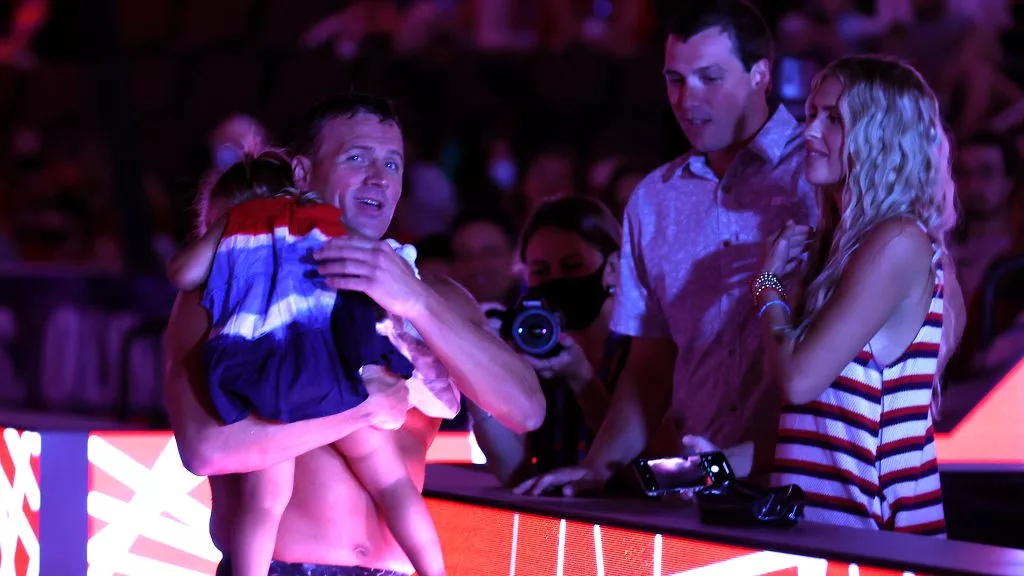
[210,410,440,572]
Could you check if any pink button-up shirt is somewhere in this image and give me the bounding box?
[612,106,818,461]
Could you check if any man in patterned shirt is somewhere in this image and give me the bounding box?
[516,0,818,496]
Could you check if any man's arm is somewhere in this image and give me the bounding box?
[409,274,545,433]
[163,289,403,477]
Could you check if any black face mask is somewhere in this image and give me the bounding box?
[531,261,610,331]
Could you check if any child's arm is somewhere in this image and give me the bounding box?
[167,216,227,291]
[336,427,446,576]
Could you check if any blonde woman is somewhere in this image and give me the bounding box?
[755,55,964,535]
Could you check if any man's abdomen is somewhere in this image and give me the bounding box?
[273,446,412,571]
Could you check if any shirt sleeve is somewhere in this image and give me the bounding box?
[610,191,671,338]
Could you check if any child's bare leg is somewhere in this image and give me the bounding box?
[233,459,295,576]
[336,428,446,576]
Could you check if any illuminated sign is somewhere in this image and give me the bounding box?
[0,428,40,576]
[83,431,923,576]
[935,358,1024,467]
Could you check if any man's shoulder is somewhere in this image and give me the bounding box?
[626,157,691,207]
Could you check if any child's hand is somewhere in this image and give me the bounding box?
[360,365,411,430]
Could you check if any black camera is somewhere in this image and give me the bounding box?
[498,296,563,358]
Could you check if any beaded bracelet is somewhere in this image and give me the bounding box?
[750,271,786,306]
[758,299,791,319]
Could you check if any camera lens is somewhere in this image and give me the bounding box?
[511,308,560,357]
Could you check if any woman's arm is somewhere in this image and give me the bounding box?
[762,219,936,404]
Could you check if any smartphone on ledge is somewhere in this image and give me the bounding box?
[633,451,735,497]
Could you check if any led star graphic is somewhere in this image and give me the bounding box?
[0,428,40,576]
[86,433,221,576]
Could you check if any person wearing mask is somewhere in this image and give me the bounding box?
[516,0,819,497]
[471,196,675,486]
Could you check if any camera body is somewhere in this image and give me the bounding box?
[498,294,564,358]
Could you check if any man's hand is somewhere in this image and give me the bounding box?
[360,365,410,431]
[315,236,426,318]
[512,465,611,497]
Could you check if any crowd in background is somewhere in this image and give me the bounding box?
[1,0,1024,402]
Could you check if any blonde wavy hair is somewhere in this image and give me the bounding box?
[796,55,960,415]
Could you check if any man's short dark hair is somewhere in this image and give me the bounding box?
[666,0,774,71]
[293,92,401,157]
[958,132,1019,177]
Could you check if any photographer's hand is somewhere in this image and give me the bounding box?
[522,334,593,392]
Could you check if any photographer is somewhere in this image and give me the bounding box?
[469,197,634,486]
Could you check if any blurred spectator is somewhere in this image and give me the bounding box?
[414,232,454,279]
[145,175,180,263]
[302,0,403,59]
[510,145,578,227]
[462,0,540,52]
[776,0,884,65]
[0,0,48,69]
[972,308,1024,375]
[947,132,1023,377]
[449,213,520,308]
[209,114,268,172]
[951,132,1020,305]
[599,159,650,222]
[392,160,460,243]
[486,137,519,195]
[874,0,1024,136]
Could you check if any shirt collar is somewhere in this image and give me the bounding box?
[672,105,802,179]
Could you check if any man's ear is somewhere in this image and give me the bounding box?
[292,155,312,189]
[750,59,771,93]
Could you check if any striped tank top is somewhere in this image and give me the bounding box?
[771,252,946,536]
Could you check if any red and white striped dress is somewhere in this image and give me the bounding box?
[771,258,946,536]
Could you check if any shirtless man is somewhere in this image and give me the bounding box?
[163,93,545,576]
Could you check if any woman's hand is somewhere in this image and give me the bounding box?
[764,220,813,276]
[521,334,594,392]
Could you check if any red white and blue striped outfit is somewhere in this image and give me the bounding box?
[772,254,946,536]
[202,196,458,426]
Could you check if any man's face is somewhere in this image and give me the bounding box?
[955,144,1013,216]
[298,113,405,240]
[664,27,768,153]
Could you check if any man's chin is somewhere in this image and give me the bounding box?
[342,216,392,241]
